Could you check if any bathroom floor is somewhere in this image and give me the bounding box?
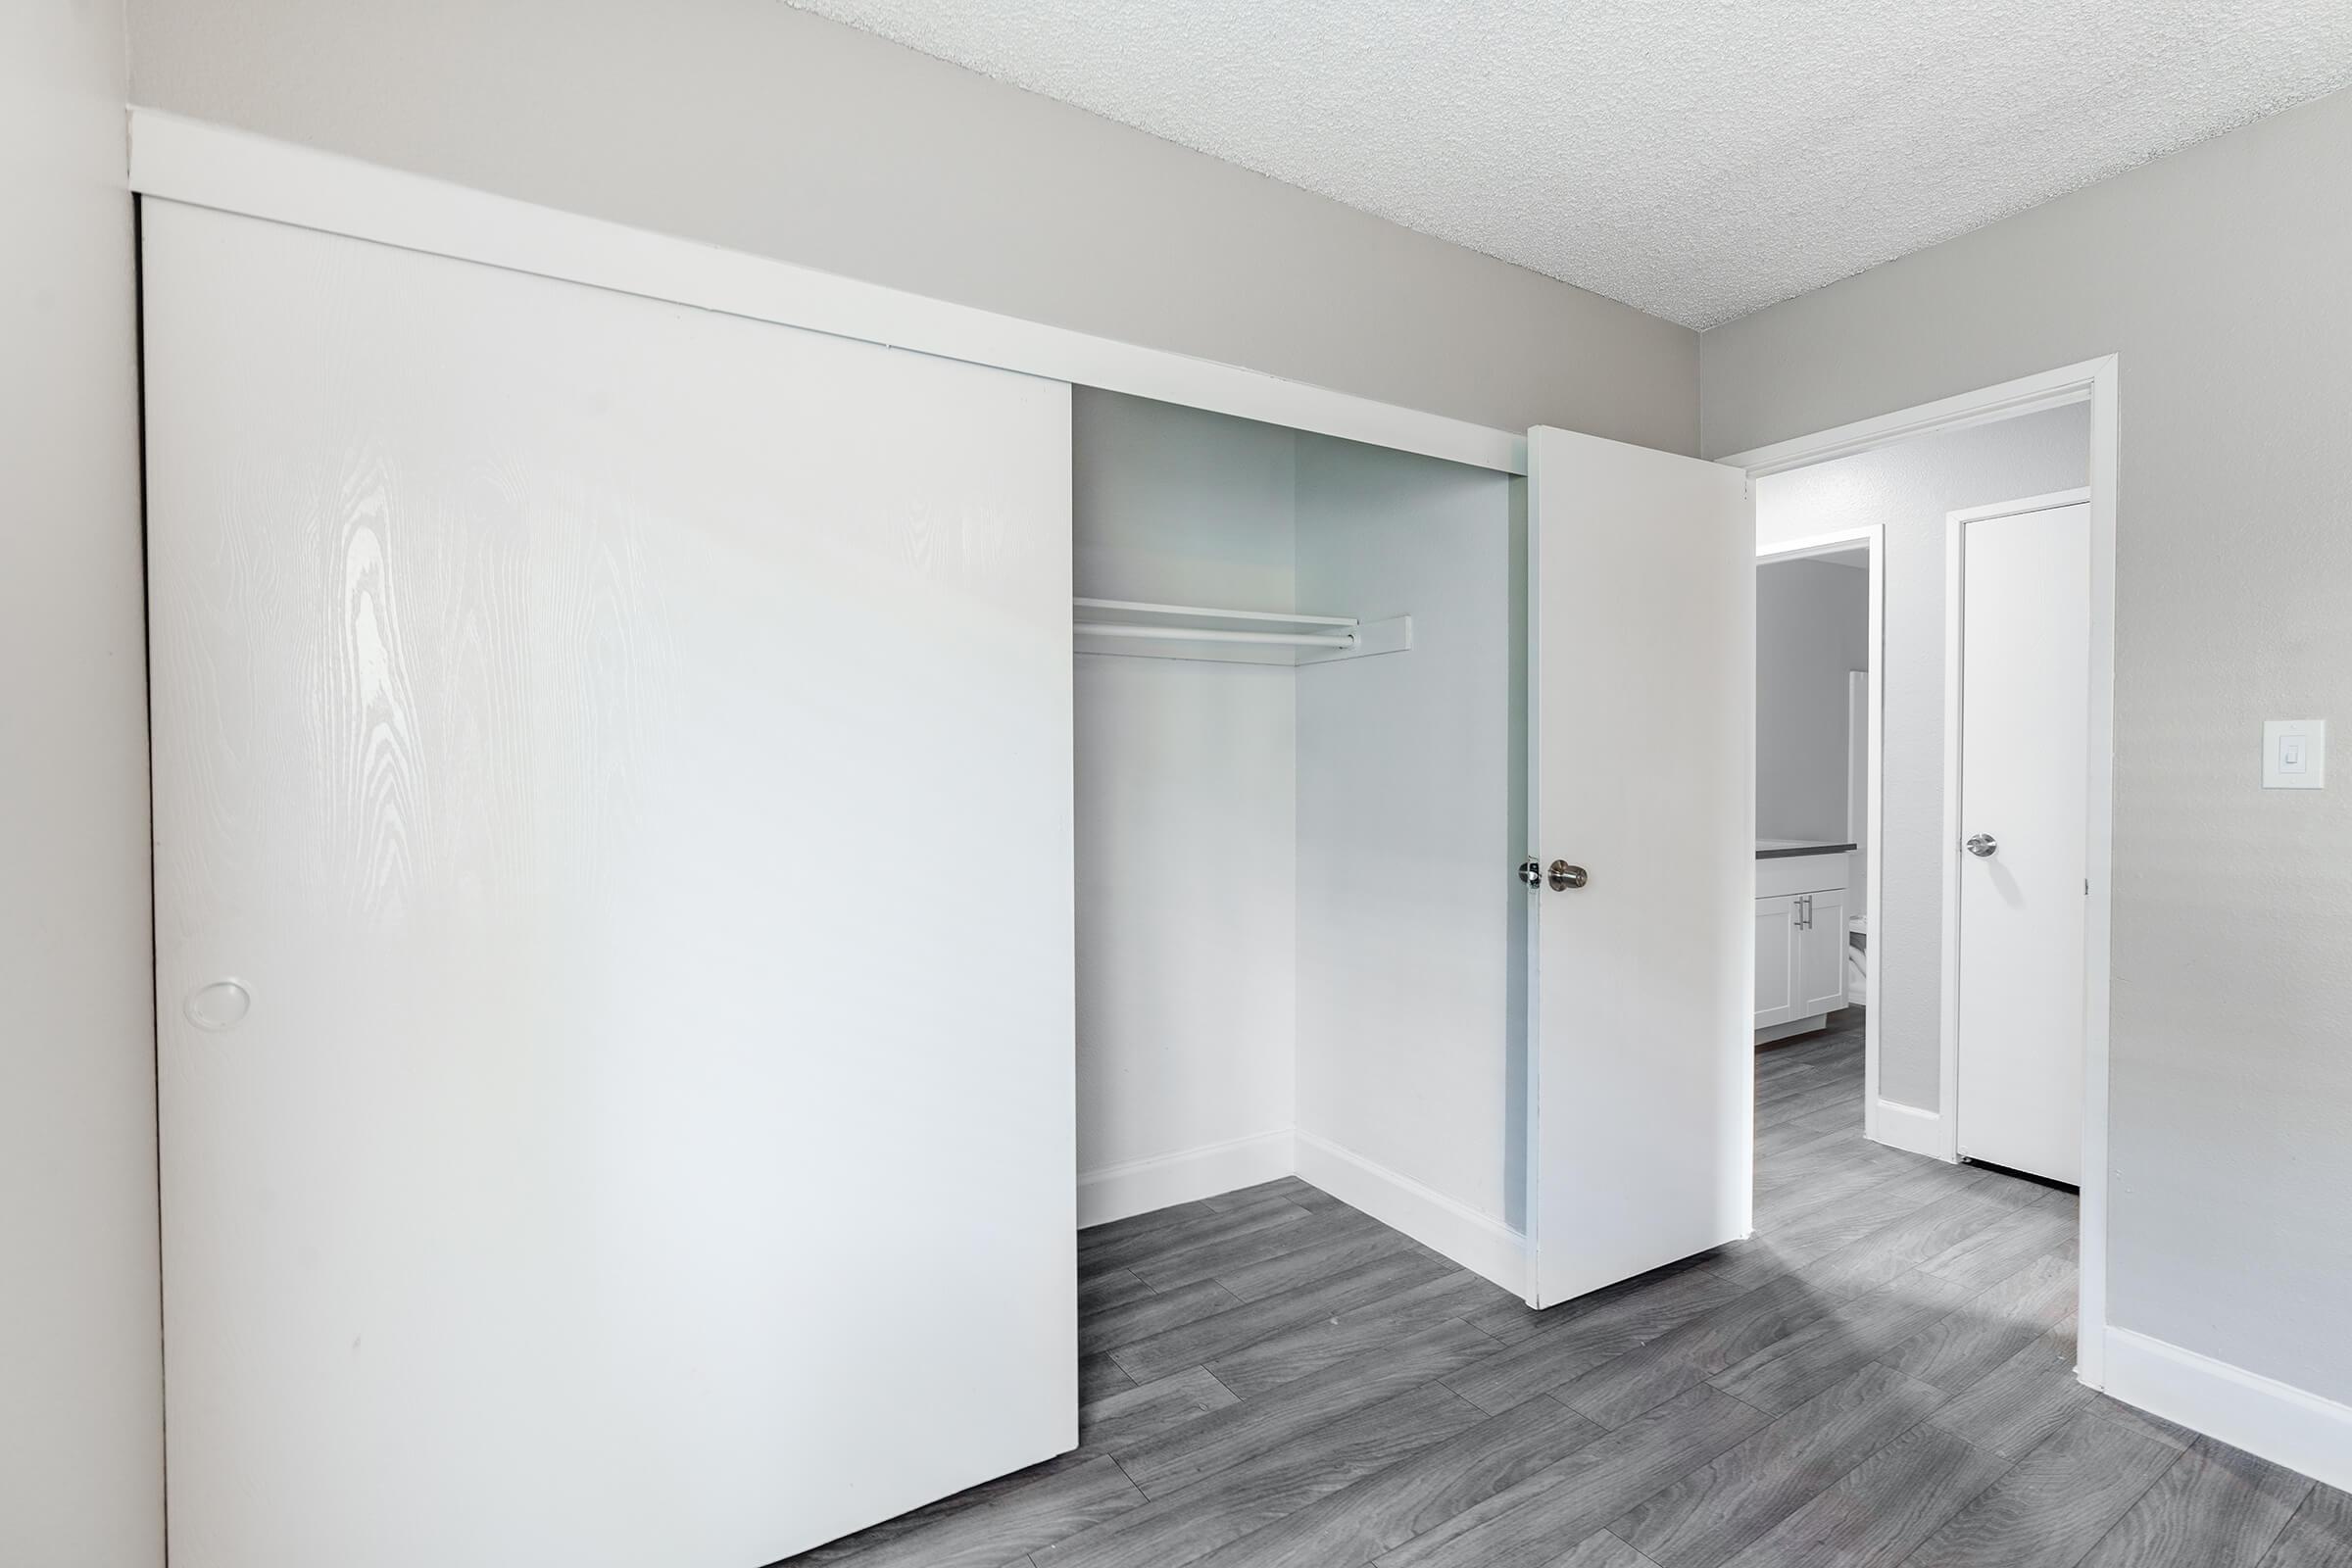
[783,1008,2352,1567]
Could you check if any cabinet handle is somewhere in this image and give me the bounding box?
[1796,894,1811,930]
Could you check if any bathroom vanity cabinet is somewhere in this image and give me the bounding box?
[1755,844,1853,1038]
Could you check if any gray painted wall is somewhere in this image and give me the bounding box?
[2,3,164,1563]
[1757,406,2090,1108]
[1704,86,2352,1405]
[125,0,1696,451]
[1755,559,1869,844]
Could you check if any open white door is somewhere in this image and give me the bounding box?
[144,203,1076,1567]
[1525,428,1754,1308]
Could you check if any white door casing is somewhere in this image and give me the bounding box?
[1953,502,2091,1185]
[1846,668,1870,906]
[1754,897,1798,1028]
[1526,427,1754,1308]
[144,202,1076,1568]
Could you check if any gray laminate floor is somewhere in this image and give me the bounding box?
[783,1010,2352,1567]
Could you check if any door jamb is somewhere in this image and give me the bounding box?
[1753,527,1884,1149]
[1716,355,2120,1391]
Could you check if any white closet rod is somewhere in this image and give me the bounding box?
[1074,622,1356,649]
[1071,597,1358,629]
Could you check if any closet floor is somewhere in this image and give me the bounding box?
[780,1010,2352,1568]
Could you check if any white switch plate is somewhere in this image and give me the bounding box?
[2263,719,2326,789]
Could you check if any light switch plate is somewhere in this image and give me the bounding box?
[2263,718,2326,789]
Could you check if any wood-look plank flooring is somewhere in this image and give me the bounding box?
[782,1010,2351,1568]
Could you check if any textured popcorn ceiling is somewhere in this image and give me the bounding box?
[781,0,2352,328]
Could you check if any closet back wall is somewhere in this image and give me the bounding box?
[1295,444,1522,1234]
[124,0,1695,447]
[1075,394,1298,1211]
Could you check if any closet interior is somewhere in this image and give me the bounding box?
[1070,390,1529,1263]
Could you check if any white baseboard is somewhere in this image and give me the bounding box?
[1755,1015,1831,1045]
[1293,1129,1527,1298]
[2103,1326,2352,1493]
[1076,1130,1294,1228]
[1869,1098,1950,1161]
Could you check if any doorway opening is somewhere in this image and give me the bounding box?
[1752,535,1874,1057]
[1725,357,2118,1385]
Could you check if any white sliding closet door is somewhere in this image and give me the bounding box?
[144,202,1076,1568]
[1525,428,1753,1307]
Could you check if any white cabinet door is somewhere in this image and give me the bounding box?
[144,203,1076,1568]
[1793,889,1850,1019]
[1754,896,1799,1027]
[1526,428,1753,1308]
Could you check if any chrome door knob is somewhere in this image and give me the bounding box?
[1546,860,1589,891]
[1965,834,1998,858]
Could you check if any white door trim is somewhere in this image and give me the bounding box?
[1719,355,2120,1391]
[124,109,1527,476]
[1718,363,2100,479]
[1755,525,1886,1150]
[1938,488,2093,1179]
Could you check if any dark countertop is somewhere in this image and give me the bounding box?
[1757,839,1857,859]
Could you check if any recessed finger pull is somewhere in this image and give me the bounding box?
[185,979,253,1032]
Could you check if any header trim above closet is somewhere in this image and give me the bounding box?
[125,110,1528,477]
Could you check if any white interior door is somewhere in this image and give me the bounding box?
[144,202,1076,1568]
[1955,502,2089,1185]
[1526,428,1753,1308]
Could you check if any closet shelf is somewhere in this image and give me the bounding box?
[1072,597,1411,665]
[1078,622,1355,649]
[1074,597,1357,630]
